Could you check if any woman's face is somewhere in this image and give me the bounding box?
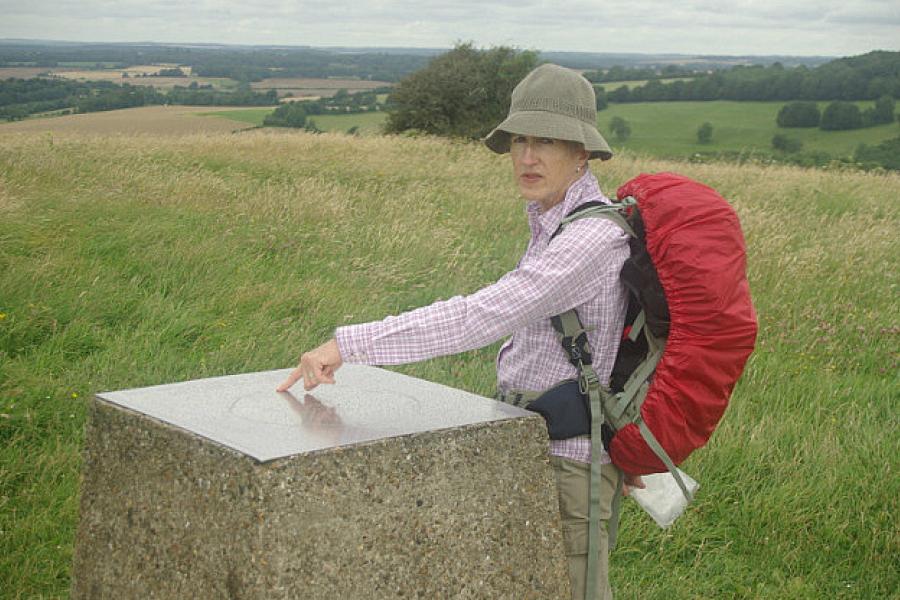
[510,135,588,211]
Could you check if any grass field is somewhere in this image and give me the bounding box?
[205,100,897,159]
[203,108,388,134]
[0,106,262,136]
[305,111,389,134]
[198,107,272,126]
[51,68,235,91]
[250,77,391,99]
[1,131,898,598]
[598,100,899,160]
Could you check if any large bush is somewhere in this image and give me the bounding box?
[855,136,900,170]
[263,102,307,128]
[820,101,864,130]
[697,122,714,143]
[862,95,896,126]
[772,133,803,153]
[776,101,821,127]
[595,87,609,111]
[608,116,631,142]
[384,43,538,139]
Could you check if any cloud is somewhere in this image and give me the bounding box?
[1,0,897,55]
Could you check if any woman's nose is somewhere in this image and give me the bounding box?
[520,144,538,163]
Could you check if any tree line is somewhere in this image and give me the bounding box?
[0,43,434,83]
[584,65,701,84]
[777,97,896,130]
[0,77,278,121]
[604,51,900,103]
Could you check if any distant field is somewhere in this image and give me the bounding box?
[309,111,387,133]
[202,108,388,134]
[55,61,121,68]
[594,77,695,91]
[51,67,234,91]
[22,71,387,96]
[0,67,53,79]
[2,67,386,98]
[251,77,391,98]
[0,105,261,136]
[599,100,899,159]
[205,100,894,157]
[201,108,272,126]
[4,97,893,160]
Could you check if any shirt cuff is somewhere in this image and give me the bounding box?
[334,322,381,364]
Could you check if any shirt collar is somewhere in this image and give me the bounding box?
[526,170,608,239]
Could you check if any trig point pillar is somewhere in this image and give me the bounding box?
[72,365,570,599]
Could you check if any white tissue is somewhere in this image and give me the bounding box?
[629,469,699,529]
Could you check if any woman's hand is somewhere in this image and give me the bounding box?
[276,338,343,392]
[622,473,646,497]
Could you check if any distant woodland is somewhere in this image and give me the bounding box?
[592,52,900,102]
[0,43,434,83]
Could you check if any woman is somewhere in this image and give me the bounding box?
[278,63,639,600]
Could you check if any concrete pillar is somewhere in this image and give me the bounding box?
[72,365,569,598]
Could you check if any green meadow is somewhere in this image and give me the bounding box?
[199,107,272,126]
[1,130,897,598]
[205,107,388,134]
[598,100,899,159]
[206,100,898,161]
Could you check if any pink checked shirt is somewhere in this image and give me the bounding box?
[335,170,629,464]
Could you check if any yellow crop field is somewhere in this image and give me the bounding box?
[48,65,230,90]
[0,67,53,79]
[0,105,262,136]
[51,64,187,81]
[251,77,390,98]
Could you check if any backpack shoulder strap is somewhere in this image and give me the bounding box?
[551,198,637,240]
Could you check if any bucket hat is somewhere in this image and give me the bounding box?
[484,63,612,160]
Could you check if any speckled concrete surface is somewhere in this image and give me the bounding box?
[72,368,570,599]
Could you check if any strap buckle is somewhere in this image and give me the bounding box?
[578,366,600,395]
[561,330,593,369]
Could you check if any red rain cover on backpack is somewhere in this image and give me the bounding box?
[609,173,758,474]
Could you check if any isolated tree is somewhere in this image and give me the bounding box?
[820,101,863,130]
[608,85,631,103]
[385,43,538,139]
[697,122,714,143]
[304,118,322,133]
[595,87,609,111]
[777,101,821,127]
[608,116,631,142]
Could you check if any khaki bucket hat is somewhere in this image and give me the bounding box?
[484,63,613,160]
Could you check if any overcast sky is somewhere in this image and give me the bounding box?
[2,0,898,57]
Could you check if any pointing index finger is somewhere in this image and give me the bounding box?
[276,366,304,392]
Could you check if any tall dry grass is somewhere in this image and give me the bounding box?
[1,130,897,598]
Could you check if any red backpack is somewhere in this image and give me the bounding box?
[550,172,757,571]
